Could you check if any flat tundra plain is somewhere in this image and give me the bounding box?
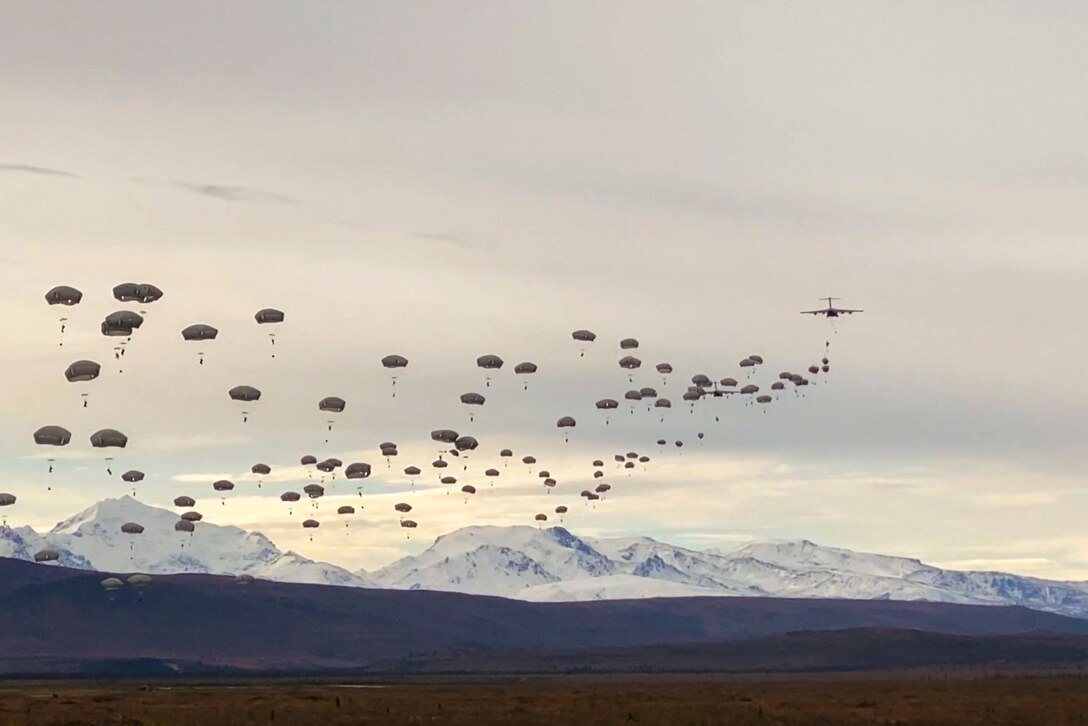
[3,672,1088,725]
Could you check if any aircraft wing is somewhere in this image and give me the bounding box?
[799,310,825,315]
[838,309,863,314]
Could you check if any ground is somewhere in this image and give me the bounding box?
[2,672,1088,725]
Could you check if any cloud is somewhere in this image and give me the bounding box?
[0,163,78,178]
[171,181,299,205]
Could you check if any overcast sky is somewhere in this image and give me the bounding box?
[1,1,1086,577]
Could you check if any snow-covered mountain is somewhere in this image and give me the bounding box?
[369,527,1088,618]
[0,496,368,587]
[5,498,1088,619]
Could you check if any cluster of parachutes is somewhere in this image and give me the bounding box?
[12,282,849,573]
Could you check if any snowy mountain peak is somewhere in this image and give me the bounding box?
[720,538,932,579]
[5,497,368,588]
[50,495,167,535]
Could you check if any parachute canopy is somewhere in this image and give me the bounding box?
[318,396,346,413]
[181,324,218,341]
[228,385,261,402]
[345,462,372,479]
[45,286,82,306]
[90,429,127,448]
[381,354,409,368]
[254,308,285,324]
[65,360,101,383]
[34,425,72,446]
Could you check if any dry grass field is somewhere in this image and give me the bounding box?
[2,672,1088,726]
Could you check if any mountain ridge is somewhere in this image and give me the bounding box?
[3,497,1087,617]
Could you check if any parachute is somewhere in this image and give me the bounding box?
[182,324,218,341]
[316,458,342,474]
[337,505,355,515]
[300,454,317,466]
[454,435,479,452]
[251,463,271,488]
[318,396,346,413]
[253,309,284,357]
[89,428,126,476]
[181,325,218,365]
[280,491,301,502]
[174,520,195,533]
[228,386,261,423]
[120,522,145,534]
[254,308,285,324]
[173,496,196,508]
[113,283,163,304]
[431,429,459,444]
[45,286,82,306]
[213,479,235,491]
[381,354,408,395]
[121,469,145,495]
[34,548,61,563]
[555,505,568,514]
[105,310,144,331]
[514,361,538,389]
[127,574,152,587]
[302,519,320,528]
[319,397,346,441]
[476,354,503,387]
[46,286,83,345]
[534,513,548,522]
[35,425,72,448]
[395,502,413,513]
[382,354,409,369]
[460,392,486,421]
[180,511,203,522]
[101,577,124,591]
[236,574,255,585]
[571,329,596,357]
[619,338,639,350]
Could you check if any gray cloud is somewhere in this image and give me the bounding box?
[0,163,78,178]
[171,181,299,205]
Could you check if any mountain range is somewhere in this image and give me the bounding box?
[3,496,1087,619]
